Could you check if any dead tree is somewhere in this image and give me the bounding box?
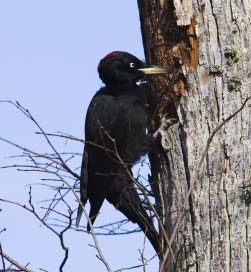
[138,0,251,271]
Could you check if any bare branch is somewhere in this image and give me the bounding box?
[47,171,112,272]
[139,235,147,272]
[0,229,6,235]
[113,264,144,272]
[0,101,80,180]
[101,125,175,260]
[0,248,33,272]
[58,210,72,272]
[0,100,159,270]
[0,244,6,271]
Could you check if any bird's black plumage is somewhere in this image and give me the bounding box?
[77,51,168,253]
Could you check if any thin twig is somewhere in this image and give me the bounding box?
[59,210,72,272]
[97,124,175,262]
[0,229,6,235]
[0,249,33,272]
[50,171,112,272]
[7,101,79,180]
[0,244,6,271]
[113,264,144,272]
[0,100,157,271]
[104,130,175,261]
[139,235,147,272]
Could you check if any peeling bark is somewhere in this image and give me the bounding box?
[138,0,251,271]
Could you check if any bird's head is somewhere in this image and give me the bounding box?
[98,51,169,90]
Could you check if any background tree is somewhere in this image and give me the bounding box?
[138,0,251,271]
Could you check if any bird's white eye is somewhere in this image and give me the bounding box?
[129,62,135,68]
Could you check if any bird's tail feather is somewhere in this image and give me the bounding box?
[76,148,89,227]
[87,197,105,232]
[107,169,160,253]
[116,193,160,254]
[76,205,84,227]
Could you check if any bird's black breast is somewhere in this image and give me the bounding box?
[85,87,148,164]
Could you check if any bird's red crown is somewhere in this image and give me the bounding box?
[98,52,117,70]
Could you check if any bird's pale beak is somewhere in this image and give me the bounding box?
[138,65,170,75]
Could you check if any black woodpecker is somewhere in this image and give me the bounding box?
[76,51,168,253]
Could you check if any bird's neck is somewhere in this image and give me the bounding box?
[102,84,140,96]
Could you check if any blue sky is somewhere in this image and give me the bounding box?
[0,1,158,271]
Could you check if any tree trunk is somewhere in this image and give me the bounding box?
[138,0,251,271]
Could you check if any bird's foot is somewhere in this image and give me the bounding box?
[153,114,178,139]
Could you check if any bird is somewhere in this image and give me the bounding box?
[76,51,168,253]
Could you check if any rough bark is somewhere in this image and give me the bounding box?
[138,0,251,271]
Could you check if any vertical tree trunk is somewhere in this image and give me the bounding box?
[138,0,251,271]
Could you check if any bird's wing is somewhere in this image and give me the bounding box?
[85,93,131,146]
[76,92,129,226]
[77,91,147,227]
